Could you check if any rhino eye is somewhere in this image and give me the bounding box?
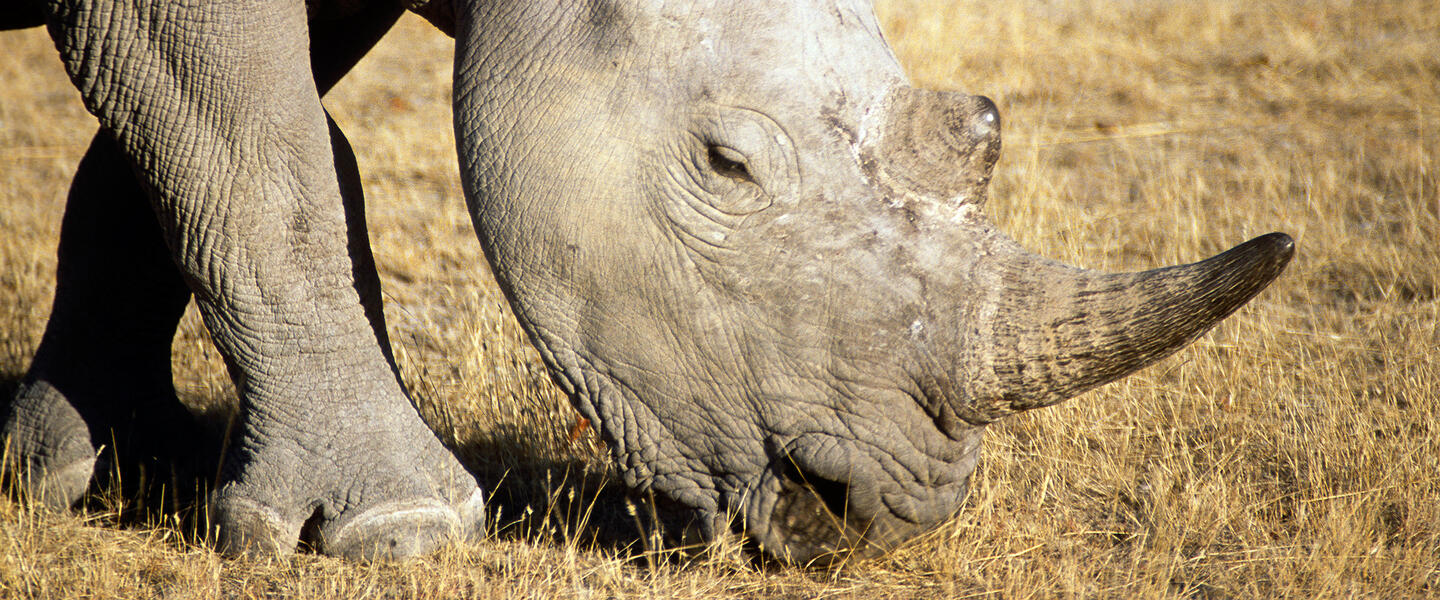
[706,144,754,183]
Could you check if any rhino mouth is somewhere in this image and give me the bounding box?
[726,428,968,565]
[767,460,873,563]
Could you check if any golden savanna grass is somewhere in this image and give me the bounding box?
[2,0,1437,596]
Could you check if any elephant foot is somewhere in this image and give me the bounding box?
[2,381,98,510]
[210,398,484,561]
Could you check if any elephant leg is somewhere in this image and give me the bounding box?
[42,0,481,560]
[3,132,194,510]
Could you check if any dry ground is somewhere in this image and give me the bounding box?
[2,0,1437,597]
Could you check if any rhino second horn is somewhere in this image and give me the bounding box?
[959,232,1295,423]
[864,87,1003,207]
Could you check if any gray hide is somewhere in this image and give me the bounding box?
[450,0,1291,562]
[2,0,1292,564]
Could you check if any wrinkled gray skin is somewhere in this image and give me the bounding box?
[2,0,1292,563]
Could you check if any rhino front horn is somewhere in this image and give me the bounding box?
[954,232,1295,423]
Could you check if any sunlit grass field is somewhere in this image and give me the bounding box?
[2,0,1436,596]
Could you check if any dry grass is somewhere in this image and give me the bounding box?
[2,0,1437,597]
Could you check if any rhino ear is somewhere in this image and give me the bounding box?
[957,232,1295,423]
[407,0,456,37]
[862,87,1002,208]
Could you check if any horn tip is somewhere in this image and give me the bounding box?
[1214,231,1295,306]
[1246,231,1296,274]
[1255,231,1295,259]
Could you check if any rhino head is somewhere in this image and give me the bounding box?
[446,1,1292,562]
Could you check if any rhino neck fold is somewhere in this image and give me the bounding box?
[964,232,1293,421]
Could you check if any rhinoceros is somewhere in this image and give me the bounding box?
[1,0,1292,563]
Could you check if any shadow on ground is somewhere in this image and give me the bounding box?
[456,426,687,558]
[0,370,230,536]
